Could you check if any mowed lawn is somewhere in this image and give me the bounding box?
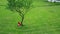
[0,0,60,34]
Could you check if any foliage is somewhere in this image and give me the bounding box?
[7,0,32,14]
[7,0,33,26]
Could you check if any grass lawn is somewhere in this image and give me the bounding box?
[0,0,60,34]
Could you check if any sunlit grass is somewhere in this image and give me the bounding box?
[0,0,60,34]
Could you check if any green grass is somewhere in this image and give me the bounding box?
[0,0,60,34]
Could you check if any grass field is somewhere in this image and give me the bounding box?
[0,0,60,34]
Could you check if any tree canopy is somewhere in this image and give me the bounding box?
[7,0,33,26]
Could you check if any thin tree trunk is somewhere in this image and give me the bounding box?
[21,15,24,26]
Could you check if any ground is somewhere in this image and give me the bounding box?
[0,0,60,34]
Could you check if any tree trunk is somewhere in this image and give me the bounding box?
[21,15,24,26]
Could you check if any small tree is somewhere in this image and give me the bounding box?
[7,0,33,26]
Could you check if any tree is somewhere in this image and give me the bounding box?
[7,0,33,26]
